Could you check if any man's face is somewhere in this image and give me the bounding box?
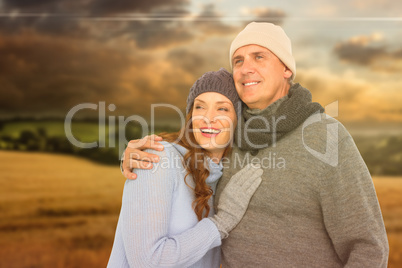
[232,44,293,110]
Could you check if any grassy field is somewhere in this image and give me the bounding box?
[0,151,125,268]
[0,121,103,142]
[0,151,401,267]
[373,177,402,267]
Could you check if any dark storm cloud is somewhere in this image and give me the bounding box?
[1,0,189,15]
[0,0,196,49]
[0,16,91,39]
[167,48,205,73]
[89,0,189,16]
[0,31,136,115]
[0,1,242,117]
[1,0,60,12]
[109,4,238,50]
[334,42,386,65]
[132,21,194,49]
[0,29,199,118]
[333,35,402,72]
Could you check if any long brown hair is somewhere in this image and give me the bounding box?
[159,106,232,221]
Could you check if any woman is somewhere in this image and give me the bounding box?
[107,68,263,267]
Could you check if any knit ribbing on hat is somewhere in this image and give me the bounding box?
[186,68,241,116]
[229,22,296,79]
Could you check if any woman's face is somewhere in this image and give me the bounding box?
[191,92,237,160]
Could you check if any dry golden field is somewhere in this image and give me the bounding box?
[0,151,125,268]
[373,178,402,267]
[0,151,401,267]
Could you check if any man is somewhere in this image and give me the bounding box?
[121,22,389,267]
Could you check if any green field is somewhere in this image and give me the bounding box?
[0,119,401,175]
[1,120,125,143]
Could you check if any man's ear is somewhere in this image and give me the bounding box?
[283,67,292,79]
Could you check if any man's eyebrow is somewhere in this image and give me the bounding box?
[251,51,269,56]
[232,51,269,62]
[232,55,243,62]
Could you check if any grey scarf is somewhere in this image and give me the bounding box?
[235,83,324,151]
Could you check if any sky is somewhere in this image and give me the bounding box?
[0,0,401,131]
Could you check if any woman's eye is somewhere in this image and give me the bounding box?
[218,107,229,112]
[195,105,203,110]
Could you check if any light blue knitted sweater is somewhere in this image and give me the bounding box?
[107,141,222,268]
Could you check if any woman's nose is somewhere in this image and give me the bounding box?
[204,109,217,123]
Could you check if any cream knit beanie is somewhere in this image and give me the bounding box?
[229,22,296,79]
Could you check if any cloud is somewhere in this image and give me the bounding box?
[89,0,188,16]
[166,48,205,73]
[0,29,204,119]
[1,0,190,15]
[333,33,402,73]
[2,0,60,12]
[296,68,402,123]
[0,1,242,119]
[350,0,402,14]
[131,21,195,49]
[240,7,286,25]
[304,4,338,16]
[0,2,238,50]
[0,30,135,116]
[123,4,239,49]
[0,0,193,44]
[193,4,239,35]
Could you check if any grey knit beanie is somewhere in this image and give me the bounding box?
[186,68,241,115]
[229,22,296,79]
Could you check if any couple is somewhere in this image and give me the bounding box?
[108,22,389,267]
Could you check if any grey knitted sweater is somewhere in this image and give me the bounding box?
[215,96,389,267]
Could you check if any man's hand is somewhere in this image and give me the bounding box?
[122,134,164,180]
[210,164,263,239]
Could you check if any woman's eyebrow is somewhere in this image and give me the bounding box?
[215,101,232,105]
[195,99,231,105]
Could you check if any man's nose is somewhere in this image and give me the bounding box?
[240,58,255,74]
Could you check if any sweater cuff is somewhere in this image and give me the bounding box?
[203,218,223,246]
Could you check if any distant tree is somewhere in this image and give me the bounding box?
[0,135,15,149]
[46,136,74,153]
[37,127,47,138]
[19,130,37,144]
